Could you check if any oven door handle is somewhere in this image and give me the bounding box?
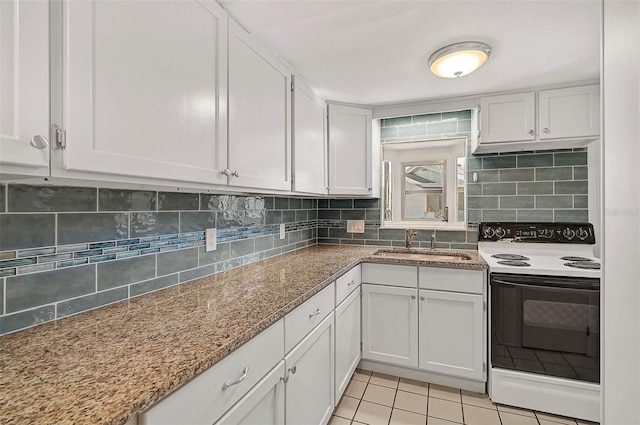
[491,279,599,292]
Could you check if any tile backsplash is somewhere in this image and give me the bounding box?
[0,184,316,334]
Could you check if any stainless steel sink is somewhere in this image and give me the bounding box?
[372,248,472,262]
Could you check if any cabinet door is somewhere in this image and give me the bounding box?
[0,0,49,177]
[285,313,335,425]
[215,362,285,425]
[479,92,536,143]
[418,289,484,380]
[228,19,291,191]
[361,284,418,367]
[335,287,361,403]
[328,104,372,196]
[55,0,228,185]
[293,77,327,194]
[539,85,600,139]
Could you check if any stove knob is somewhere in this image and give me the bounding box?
[483,228,495,238]
[562,228,576,240]
[542,229,554,238]
[495,228,507,239]
[576,228,589,240]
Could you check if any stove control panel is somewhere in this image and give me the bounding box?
[478,222,596,244]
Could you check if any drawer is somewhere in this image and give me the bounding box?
[140,320,284,425]
[362,263,417,288]
[285,282,335,353]
[418,267,484,294]
[336,264,361,306]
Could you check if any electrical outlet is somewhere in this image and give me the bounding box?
[280,223,286,239]
[347,220,365,233]
[205,228,217,252]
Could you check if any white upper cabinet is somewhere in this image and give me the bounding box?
[328,103,374,196]
[539,85,600,140]
[479,92,536,144]
[227,19,291,191]
[52,0,228,185]
[474,84,600,153]
[0,0,50,177]
[293,77,327,194]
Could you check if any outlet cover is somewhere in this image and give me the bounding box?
[347,220,365,233]
[279,223,286,239]
[205,228,217,252]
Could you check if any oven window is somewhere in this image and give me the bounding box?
[491,276,600,383]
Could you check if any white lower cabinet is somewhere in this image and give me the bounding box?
[418,289,484,380]
[139,320,284,425]
[285,313,335,425]
[215,362,285,425]
[361,284,418,368]
[335,287,361,402]
[361,264,487,384]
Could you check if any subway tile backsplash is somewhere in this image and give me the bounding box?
[0,186,317,335]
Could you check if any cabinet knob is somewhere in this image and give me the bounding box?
[309,307,320,318]
[543,128,550,133]
[30,135,49,150]
[367,187,372,191]
[410,295,416,300]
[232,170,240,177]
[221,168,231,176]
[289,365,297,375]
[528,129,534,135]
[420,296,425,301]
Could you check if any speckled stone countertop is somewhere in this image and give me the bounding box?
[0,245,486,425]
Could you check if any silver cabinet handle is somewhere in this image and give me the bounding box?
[289,365,297,375]
[347,280,356,286]
[410,295,416,300]
[543,128,550,133]
[221,168,231,176]
[30,135,49,150]
[309,308,320,318]
[528,129,534,135]
[281,374,289,383]
[222,366,249,390]
[232,170,240,177]
[420,296,426,301]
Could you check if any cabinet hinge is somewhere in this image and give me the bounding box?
[477,129,481,139]
[483,362,486,373]
[291,80,295,92]
[53,124,66,150]
[477,104,481,113]
[483,301,487,312]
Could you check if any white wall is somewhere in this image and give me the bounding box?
[602,1,640,423]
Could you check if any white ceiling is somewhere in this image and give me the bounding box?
[219,0,601,106]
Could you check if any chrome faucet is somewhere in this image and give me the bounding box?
[436,207,449,222]
[431,234,436,249]
[405,229,417,249]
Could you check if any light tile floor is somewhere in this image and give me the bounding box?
[330,370,599,425]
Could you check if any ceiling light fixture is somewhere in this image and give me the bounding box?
[428,41,492,79]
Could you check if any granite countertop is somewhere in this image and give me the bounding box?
[0,244,487,425]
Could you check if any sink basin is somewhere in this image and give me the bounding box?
[372,248,472,262]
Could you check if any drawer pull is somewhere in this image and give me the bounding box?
[309,308,320,318]
[222,366,249,390]
[289,365,297,375]
[347,280,356,286]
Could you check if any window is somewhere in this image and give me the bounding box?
[381,137,467,229]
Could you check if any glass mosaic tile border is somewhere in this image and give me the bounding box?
[0,221,317,278]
